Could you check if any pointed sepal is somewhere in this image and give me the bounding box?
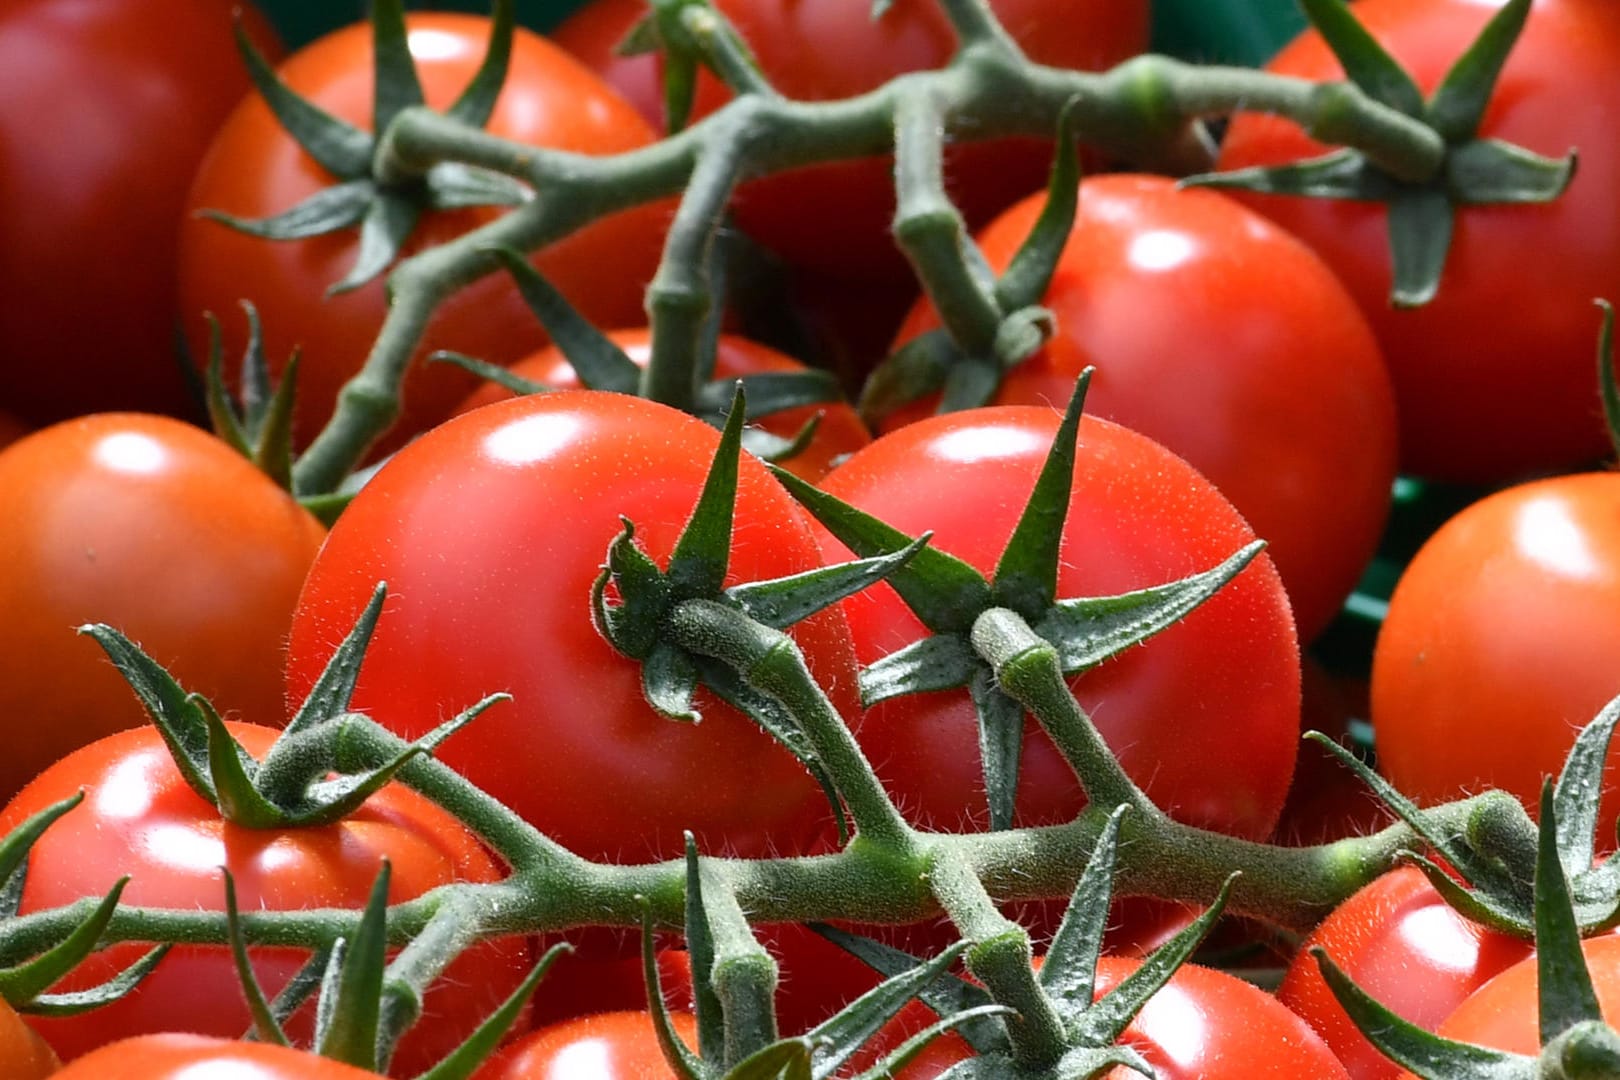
[1040,805,1130,1016]
[328,191,422,294]
[317,862,391,1071]
[484,246,642,394]
[994,99,1082,312]
[0,793,82,920]
[369,0,427,134]
[1425,0,1530,142]
[232,17,372,178]
[1535,783,1604,1045]
[968,670,1024,833]
[1297,0,1424,116]
[447,0,515,128]
[859,633,980,708]
[725,534,932,632]
[430,350,549,398]
[224,869,292,1047]
[668,386,747,599]
[415,942,573,1080]
[641,899,707,1080]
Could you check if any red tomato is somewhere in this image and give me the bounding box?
[0,998,57,1080]
[453,328,871,480]
[476,1010,696,1079]
[1408,934,1620,1070]
[1218,0,1620,482]
[0,414,326,800]
[815,407,1301,840]
[552,0,1148,283]
[1274,663,1390,848]
[889,174,1397,642]
[1278,866,1533,1080]
[0,723,529,1072]
[0,0,280,425]
[285,392,860,863]
[894,958,1350,1079]
[1371,473,1620,839]
[179,13,667,454]
[526,933,694,1030]
[48,1034,378,1080]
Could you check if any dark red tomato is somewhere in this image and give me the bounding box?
[48,1035,376,1080]
[179,14,667,454]
[0,413,28,451]
[816,407,1301,840]
[0,723,529,1073]
[893,958,1350,1079]
[476,1010,696,1079]
[526,933,694,1030]
[0,998,57,1080]
[1218,0,1620,483]
[1410,934,1620,1071]
[1278,866,1532,1080]
[453,328,871,481]
[285,392,860,864]
[552,0,1149,283]
[0,0,281,426]
[1371,473,1620,839]
[890,174,1396,642]
[0,414,326,800]
[1274,663,1390,848]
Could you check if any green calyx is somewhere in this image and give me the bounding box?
[201,300,301,492]
[1315,784,1620,1080]
[774,377,1261,832]
[78,584,507,830]
[204,0,531,293]
[1188,0,1573,307]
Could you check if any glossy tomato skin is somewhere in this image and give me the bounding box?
[0,0,280,425]
[48,1034,378,1080]
[894,959,1350,1079]
[179,14,667,454]
[1278,866,1532,1080]
[453,328,871,481]
[0,415,326,800]
[1371,473,1620,838]
[0,723,529,1071]
[1410,934,1620,1070]
[553,0,1148,284]
[285,392,860,864]
[890,174,1397,642]
[1218,0,1620,482]
[0,998,57,1080]
[475,1010,696,1079]
[816,408,1301,840]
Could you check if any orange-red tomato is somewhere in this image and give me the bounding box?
[475,1010,697,1079]
[0,723,530,1073]
[48,1035,378,1079]
[553,0,1148,283]
[453,328,871,480]
[1372,473,1620,839]
[179,13,667,454]
[888,174,1397,642]
[0,0,281,425]
[0,998,57,1080]
[0,414,325,799]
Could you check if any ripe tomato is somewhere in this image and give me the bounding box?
[1371,472,1620,838]
[0,0,280,426]
[179,13,667,454]
[475,1010,696,1079]
[0,414,325,800]
[47,1034,377,1079]
[0,997,57,1080]
[552,0,1148,283]
[889,174,1397,642]
[0,723,530,1073]
[1278,866,1533,1080]
[453,328,871,480]
[815,407,1301,840]
[1410,934,1620,1070]
[893,958,1350,1079]
[1218,0,1620,482]
[285,391,860,863]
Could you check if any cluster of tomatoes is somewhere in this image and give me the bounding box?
[4,0,1620,1076]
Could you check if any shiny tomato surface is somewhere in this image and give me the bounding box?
[48,1035,379,1080]
[475,1010,697,1079]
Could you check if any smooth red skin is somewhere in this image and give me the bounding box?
[477,1010,697,1079]
[1278,866,1532,1080]
[180,14,667,454]
[454,328,871,481]
[0,414,326,801]
[1411,935,1620,1070]
[890,174,1397,643]
[553,0,1148,283]
[816,407,1301,840]
[0,998,58,1080]
[285,392,860,864]
[0,724,529,1072]
[527,936,695,1030]
[1218,0,1620,483]
[1371,472,1620,839]
[0,0,280,425]
[1275,662,1391,848]
[48,1034,378,1080]
[896,959,1351,1079]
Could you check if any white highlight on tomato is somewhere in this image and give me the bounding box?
[1515,494,1602,580]
[483,412,584,467]
[92,432,167,476]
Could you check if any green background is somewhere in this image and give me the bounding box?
[257,0,1308,66]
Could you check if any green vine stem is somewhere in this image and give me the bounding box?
[293,36,1448,493]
